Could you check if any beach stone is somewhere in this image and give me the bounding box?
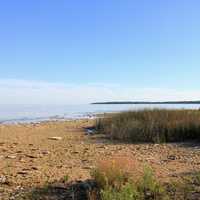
[167,155,176,160]
[25,154,37,158]
[82,166,92,170]
[19,158,26,162]
[48,137,62,140]
[31,166,39,170]
[0,175,7,184]
[17,171,28,175]
[41,150,50,155]
[31,148,38,151]
[6,155,16,159]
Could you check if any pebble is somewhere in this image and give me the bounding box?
[19,158,26,162]
[48,137,62,140]
[167,155,176,160]
[97,145,106,149]
[6,155,16,159]
[41,150,50,155]
[17,171,28,175]
[31,148,38,151]
[82,166,92,170]
[25,154,37,159]
[31,166,39,170]
[81,159,88,163]
[0,175,7,184]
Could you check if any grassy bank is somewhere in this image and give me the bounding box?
[95,109,200,143]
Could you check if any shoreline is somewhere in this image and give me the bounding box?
[0,114,97,125]
[1,104,200,125]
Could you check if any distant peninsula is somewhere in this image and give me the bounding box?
[92,101,200,105]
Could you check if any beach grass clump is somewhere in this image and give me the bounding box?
[91,156,139,190]
[91,157,168,200]
[95,109,200,143]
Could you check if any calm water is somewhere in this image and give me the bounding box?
[0,104,200,124]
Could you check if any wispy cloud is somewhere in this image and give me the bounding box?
[0,79,200,105]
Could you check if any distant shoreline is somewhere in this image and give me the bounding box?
[1,103,200,125]
[92,101,200,105]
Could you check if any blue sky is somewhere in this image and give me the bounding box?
[0,0,200,104]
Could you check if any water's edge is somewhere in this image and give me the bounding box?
[0,104,199,125]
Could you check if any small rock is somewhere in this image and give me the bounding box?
[97,145,106,149]
[82,166,92,170]
[170,173,178,177]
[6,155,16,159]
[48,137,62,140]
[72,151,79,154]
[17,171,28,175]
[10,145,16,149]
[167,155,176,160]
[41,150,50,155]
[31,148,38,151]
[136,146,141,150]
[31,166,39,170]
[0,175,7,184]
[25,154,37,159]
[19,158,26,162]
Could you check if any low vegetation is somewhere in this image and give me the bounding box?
[91,157,167,200]
[95,109,200,143]
[91,157,200,200]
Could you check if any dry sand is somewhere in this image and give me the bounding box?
[1,119,200,199]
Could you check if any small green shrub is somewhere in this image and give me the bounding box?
[101,183,139,200]
[137,166,168,200]
[91,156,137,189]
[91,157,169,200]
[63,174,69,182]
[192,172,200,186]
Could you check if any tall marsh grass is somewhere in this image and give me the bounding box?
[96,109,200,143]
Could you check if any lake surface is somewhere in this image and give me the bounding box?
[0,104,200,124]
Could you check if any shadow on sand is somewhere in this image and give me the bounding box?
[13,179,99,200]
[85,126,200,147]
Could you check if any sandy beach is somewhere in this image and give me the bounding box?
[1,119,200,199]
